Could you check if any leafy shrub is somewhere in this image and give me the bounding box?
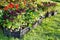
[51,0,60,2]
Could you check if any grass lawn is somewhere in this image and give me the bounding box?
[0,0,60,40]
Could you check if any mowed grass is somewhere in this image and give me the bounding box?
[0,11,60,40]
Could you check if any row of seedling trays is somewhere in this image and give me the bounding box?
[2,10,57,38]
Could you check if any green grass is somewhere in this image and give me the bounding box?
[23,13,60,40]
[0,11,60,40]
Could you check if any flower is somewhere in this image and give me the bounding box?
[9,10,17,16]
[8,2,14,8]
[4,6,9,10]
[15,4,19,10]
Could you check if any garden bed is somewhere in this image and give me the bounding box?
[0,1,58,38]
[2,10,57,38]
